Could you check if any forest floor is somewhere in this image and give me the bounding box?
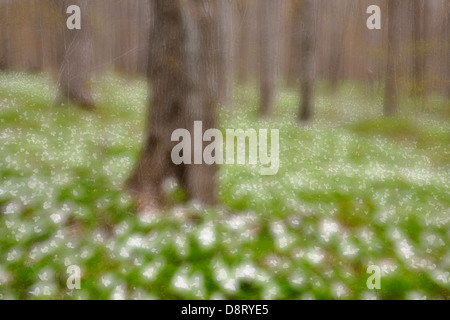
[0,72,449,299]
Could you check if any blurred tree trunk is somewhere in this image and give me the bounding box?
[127,0,219,213]
[258,0,281,117]
[217,0,234,108]
[136,0,151,78]
[236,0,254,85]
[287,1,303,87]
[298,0,316,123]
[447,2,450,100]
[0,0,11,70]
[413,0,425,98]
[383,0,400,116]
[113,0,125,72]
[29,0,44,72]
[328,0,347,92]
[422,0,432,96]
[56,0,95,108]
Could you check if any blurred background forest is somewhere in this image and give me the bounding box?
[0,0,449,300]
[1,0,449,102]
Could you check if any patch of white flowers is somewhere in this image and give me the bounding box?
[0,73,448,300]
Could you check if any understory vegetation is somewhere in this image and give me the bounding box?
[0,72,448,299]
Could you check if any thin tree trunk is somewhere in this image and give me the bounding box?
[328,0,347,92]
[0,0,11,70]
[422,0,432,96]
[413,0,425,97]
[447,1,450,100]
[127,0,219,212]
[136,0,151,78]
[287,1,303,87]
[113,0,125,72]
[236,0,254,85]
[217,0,234,108]
[29,0,44,72]
[299,0,316,123]
[258,0,281,117]
[383,0,400,116]
[56,0,95,108]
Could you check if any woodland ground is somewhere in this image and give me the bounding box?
[0,72,449,300]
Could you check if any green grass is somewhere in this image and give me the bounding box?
[0,72,449,300]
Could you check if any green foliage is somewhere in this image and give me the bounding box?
[0,72,449,300]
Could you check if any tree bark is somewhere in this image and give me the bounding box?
[383,0,400,116]
[299,0,316,123]
[258,0,281,117]
[127,0,219,213]
[328,0,348,92]
[56,0,95,109]
[216,0,235,108]
[287,2,303,87]
[447,1,450,100]
[0,0,11,70]
[413,0,425,98]
[236,0,255,85]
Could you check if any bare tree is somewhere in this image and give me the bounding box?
[56,0,95,109]
[383,0,400,116]
[258,0,281,117]
[298,0,316,123]
[127,0,219,212]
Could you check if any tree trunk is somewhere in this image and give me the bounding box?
[127,0,219,213]
[56,0,95,109]
[216,0,235,108]
[328,0,347,92]
[447,1,450,100]
[383,0,400,116]
[236,0,255,85]
[413,0,425,98]
[258,0,281,117]
[287,1,303,87]
[136,0,151,78]
[299,0,316,123]
[0,0,11,70]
